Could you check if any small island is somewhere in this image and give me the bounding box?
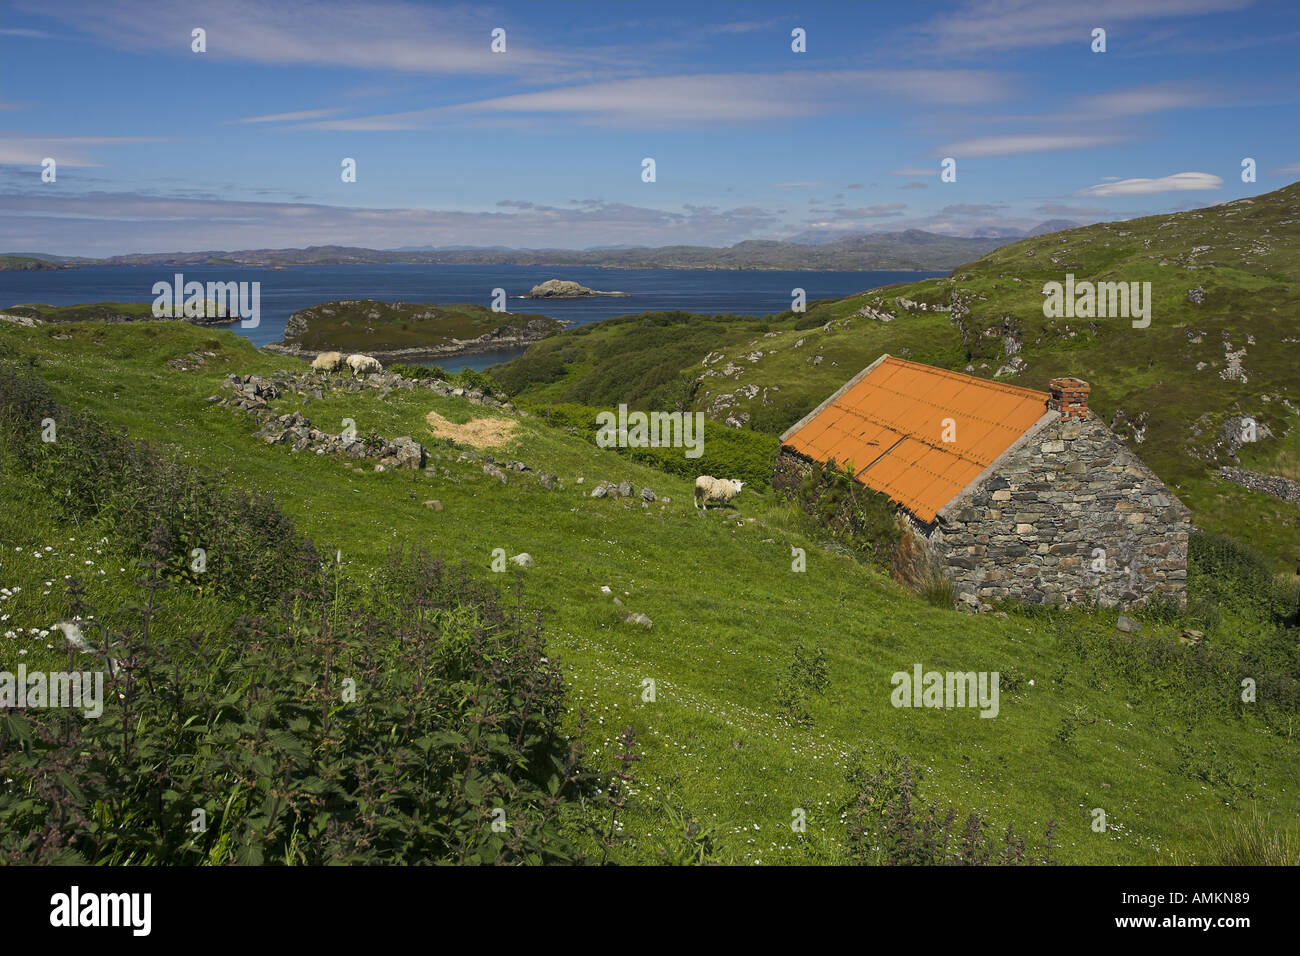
[265,299,567,362]
[523,278,629,299]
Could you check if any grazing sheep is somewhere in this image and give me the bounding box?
[694,475,745,510]
[347,353,383,377]
[312,350,345,373]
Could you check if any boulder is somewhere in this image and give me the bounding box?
[1116,615,1141,634]
[510,552,534,568]
[623,612,653,628]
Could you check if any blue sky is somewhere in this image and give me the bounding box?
[1,0,1297,255]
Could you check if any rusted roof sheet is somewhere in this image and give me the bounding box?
[781,355,1052,522]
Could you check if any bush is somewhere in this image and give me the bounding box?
[0,539,590,865]
[1183,808,1300,865]
[843,752,1057,866]
[772,453,901,565]
[389,362,446,381]
[1189,530,1293,620]
[775,641,830,726]
[0,362,320,608]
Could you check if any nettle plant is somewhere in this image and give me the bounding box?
[0,540,592,865]
[842,751,1058,866]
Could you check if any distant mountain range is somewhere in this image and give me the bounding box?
[786,220,1081,244]
[0,227,1080,272]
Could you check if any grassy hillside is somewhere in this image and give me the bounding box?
[1,318,1297,864]
[494,182,1300,571]
[2,301,239,325]
[0,256,72,272]
[276,299,564,355]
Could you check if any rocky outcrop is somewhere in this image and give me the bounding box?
[523,279,628,298]
[209,367,525,469]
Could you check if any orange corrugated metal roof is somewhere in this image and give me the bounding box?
[782,355,1051,522]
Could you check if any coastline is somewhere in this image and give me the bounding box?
[262,324,566,364]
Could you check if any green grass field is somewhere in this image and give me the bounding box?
[2,316,1296,864]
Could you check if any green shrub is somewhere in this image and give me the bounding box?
[842,752,1057,866]
[775,641,830,726]
[389,362,446,381]
[0,363,317,607]
[1189,530,1293,620]
[772,454,901,565]
[0,539,590,865]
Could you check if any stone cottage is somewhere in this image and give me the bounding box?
[777,354,1191,609]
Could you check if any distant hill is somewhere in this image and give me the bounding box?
[0,255,76,271]
[1,301,237,326]
[13,230,1019,272]
[1026,219,1082,236]
[788,221,1081,245]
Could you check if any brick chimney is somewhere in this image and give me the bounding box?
[1048,377,1091,420]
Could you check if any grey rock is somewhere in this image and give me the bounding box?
[624,612,653,628]
[1116,615,1141,633]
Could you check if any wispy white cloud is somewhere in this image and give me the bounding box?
[936,134,1128,158]
[707,18,788,35]
[236,108,344,124]
[0,136,169,167]
[17,0,559,74]
[1075,85,1213,116]
[0,27,49,37]
[1077,172,1224,196]
[293,69,1011,130]
[908,0,1252,56]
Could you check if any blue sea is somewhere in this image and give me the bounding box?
[0,264,946,371]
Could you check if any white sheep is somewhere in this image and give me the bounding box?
[346,353,382,377]
[311,350,345,373]
[694,475,745,510]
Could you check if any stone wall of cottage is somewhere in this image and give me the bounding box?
[932,414,1191,609]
